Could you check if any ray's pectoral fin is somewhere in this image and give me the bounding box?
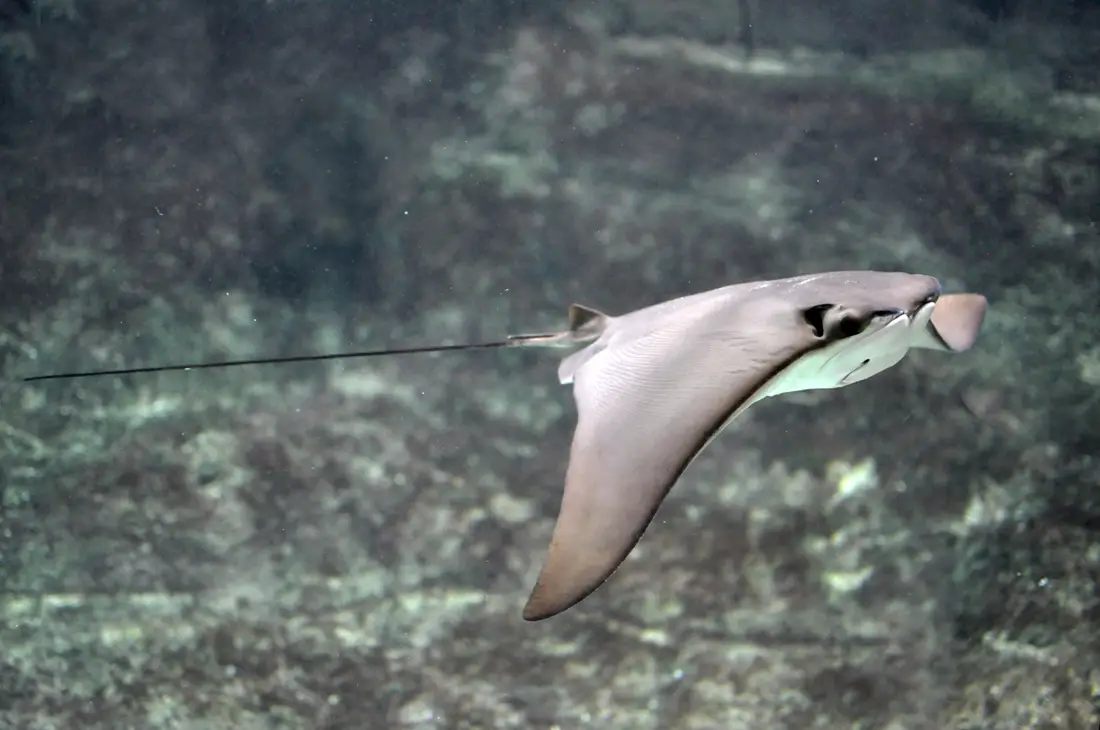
[522,321,798,621]
[915,293,988,353]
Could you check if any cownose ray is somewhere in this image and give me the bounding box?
[22,270,988,621]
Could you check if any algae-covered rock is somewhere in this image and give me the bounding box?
[1,0,1097,728]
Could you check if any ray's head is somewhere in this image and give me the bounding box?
[771,271,983,389]
[781,271,941,338]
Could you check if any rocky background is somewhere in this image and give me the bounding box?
[1,0,1098,728]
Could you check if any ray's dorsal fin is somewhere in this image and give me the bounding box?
[556,303,613,384]
[566,303,608,338]
[508,303,610,349]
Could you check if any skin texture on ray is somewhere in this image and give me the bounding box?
[21,270,988,622]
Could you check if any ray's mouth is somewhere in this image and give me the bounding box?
[914,291,939,314]
[894,292,939,322]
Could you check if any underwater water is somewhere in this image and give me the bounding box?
[1,0,1098,728]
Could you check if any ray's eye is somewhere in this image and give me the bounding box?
[803,304,830,338]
